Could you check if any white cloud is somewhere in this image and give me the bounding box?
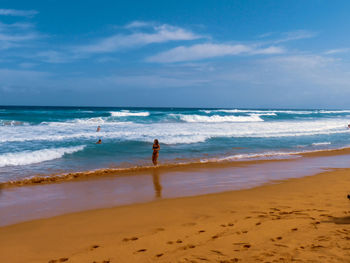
[0,9,38,17]
[324,48,349,55]
[75,24,201,54]
[124,21,152,29]
[147,43,284,63]
[274,30,317,43]
[36,50,72,63]
[19,62,37,68]
[0,22,40,50]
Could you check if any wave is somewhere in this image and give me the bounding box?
[200,109,314,114]
[0,145,86,167]
[1,118,349,145]
[0,120,29,126]
[210,145,349,162]
[201,109,350,115]
[110,110,150,117]
[174,114,264,123]
[250,113,277,117]
[4,146,350,188]
[318,110,350,114]
[312,142,331,146]
[213,151,301,161]
[42,118,132,126]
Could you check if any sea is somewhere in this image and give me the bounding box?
[1,106,350,183]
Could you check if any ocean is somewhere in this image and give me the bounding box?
[1,106,350,183]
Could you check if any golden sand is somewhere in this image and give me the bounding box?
[1,167,350,262]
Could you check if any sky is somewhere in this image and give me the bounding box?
[1,0,350,108]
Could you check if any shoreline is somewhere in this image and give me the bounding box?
[3,145,350,188]
[3,151,350,227]
[1,167,350,262]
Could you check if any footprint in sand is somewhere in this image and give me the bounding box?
[310,244,325,249]
[211,249,225,256]
[257,214,268,218]
[176,239,183,244]
[198,230,206,233]
[221,259,240,262]
[136,249,147,253]
[122,237,138,242]
[155,253,164,257]
[48,258,69,263]
[90,245,100,250]
[274,244,288,248]
[182,244,196,250]
[196,256,209,261]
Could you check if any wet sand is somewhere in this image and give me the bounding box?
[1,164,350,262]
[2,153,350,226]
[3,146,350,188]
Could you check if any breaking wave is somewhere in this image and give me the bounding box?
[174,114,264,123]
[312,142,331,146]
[110,110,150,117]
[0,145,86,167]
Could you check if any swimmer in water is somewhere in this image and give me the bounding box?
[96,139,102,144]
[97,126,101,132]
[152,139,160,166]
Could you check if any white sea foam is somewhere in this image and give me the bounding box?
[318,110,350,114]
[175,114,264,123]
[0,120,29,126]
[1,118,349,145]
[110,110,150,117]
[312,142,331,146]
[0,145,86,167]
[250,113,277,117]
[201,109,314,114]
[216,151,301,161]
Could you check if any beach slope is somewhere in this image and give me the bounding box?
[1,168,350,263]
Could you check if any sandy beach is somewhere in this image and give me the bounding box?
[1,166,350,263]
[3,1,350,262]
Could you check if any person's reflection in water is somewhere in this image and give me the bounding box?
[152,168,162,198]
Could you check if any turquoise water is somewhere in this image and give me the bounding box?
[1,106,350,182]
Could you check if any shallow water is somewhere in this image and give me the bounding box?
[1,153,350,226]
[1,106,350,182]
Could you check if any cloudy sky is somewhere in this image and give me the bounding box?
[1,0,350,108]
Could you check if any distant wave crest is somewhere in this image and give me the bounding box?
[312,142,331,146]
[110,110,150,117]
[174,114,264,123]
[0,145,86,167]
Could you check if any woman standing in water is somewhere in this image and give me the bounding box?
[152,139,160,166]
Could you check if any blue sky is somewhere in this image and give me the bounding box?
[1,0,350,108]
